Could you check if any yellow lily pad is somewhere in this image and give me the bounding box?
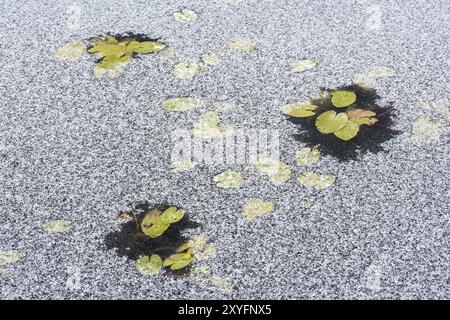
[187,234,216,261]
[331,90,357,108]
[170,160,197,172]
[163,252,193,270]
[254,155,291,185]
[0,251,24,267]
[55,41,86,62]
[162,97,205,111]
[297,171,335,191]
[296,147,320,166]
[174,9,198,23]
[333,121,360,141]
[242,198,274,221]
[191,112,234,138]
[173,62,201,80]
[290,59,317,73]
[409,116,444,144]
[227,38,256,52]
[43,220,72,233]
[140,209,169,238]
[281,102,318,118]
[213,171,243,188]
[135,254,162,276]
[202,53,221,65]
[315,110,349,134]
[160,207,185,224]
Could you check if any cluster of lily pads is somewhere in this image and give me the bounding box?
[283,89,378,141]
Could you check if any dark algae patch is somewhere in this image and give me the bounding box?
[285,84,399,161]
[105,202,201,276]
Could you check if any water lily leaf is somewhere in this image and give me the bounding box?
[347,108,378,125]
[141,209,170,238]
[331,90,357,108]
[409,116,444,144]
[227,38,256,52]
[160,207,185,224]
[163,253,193,270]
[96,53,132,70]
[55,41,86,62]
[213,171,243,188]
[297,171,335,191]
[88,41,127,58]
[162,97,205,111]
[135,254,162,276]
[242,198,274,221]
[254,155,291,185]
[173,62,201,80]
[333,120,360,141]
[174,9,198,23]
[0,251,24,267]
[290,59,317,73]
[296,147,320,166]
[187,234,216,261]
[127,41,166,54]
[143,222,170,238]
[202,53,221,65]
[191,112,234,138]
[43,220,72,233]
[315,110,348,134]
[170,160,197,172]
[282,102,318,118]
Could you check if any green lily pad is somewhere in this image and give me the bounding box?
[331,90,357,108]
[160,207,185,224]
[296,148,320,166]
[315,110,349,134]
[242,198,274,221]
[281,102,318,117]
[141,209,170,238]
[333,121,360,141]
[136,254,162,276]
[213,171,243,188]
[162,97,205,111]
[163,253,193,270]
[297,172,335,191]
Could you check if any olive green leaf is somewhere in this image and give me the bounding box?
[43,220,72,233]
[227,38,256,52]
[213,171,243,189]
[281,102,318,118]
[242,198,274,221]
[296,147,320,166]
[409,116,444,144]
[160,207,185,224]
[297,171,335,191]
[186,234,216,261]
[347,108,378,125]
[191,112,234,138]
[140,209,169,238]
[0,250,24,267]
[202,53,221,66]
[333,120,360,141]
[315,110,349,134]
[126,41,166,54]
[135,254,162,276]
[170,160,197,172]
[173,62,201,80]
[331,90,357,108]
[162,97,205,111]
[163,252,193,270]
[254,155,291,185]
[55,41,86,62]
[290,59,317,73]
[174,9,198,23]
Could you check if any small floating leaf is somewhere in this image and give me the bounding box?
[290,59,317,73]
[296,148,320,166]
[170,160,197,172]
[163,252,193,270]
[127,41,166,53]
[409,116,444,144]
[191,112,234,138]
[43,220,72,233]
[55,41,86,62]
[254,155,291,185]
[297,172,335,191]
[174,9,198,23]
[173,62,201,80]
[242,198,274,221]
[347,108,378,125]
[162,97,205,111]
[281,102,318,118]
[141,209,170,238]
[333,121,360,141]
[160,207,185,224]
[0,251,24,267]
[367,66,396,78]
[135,254,162,276]
[213,171,243,189]
[227,38,256,52]
[202,53,221,65]
[187,234,216,261]
[331,90,357,108]
[315,110,348,134]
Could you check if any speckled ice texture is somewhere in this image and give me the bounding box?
[0,0,449,300]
